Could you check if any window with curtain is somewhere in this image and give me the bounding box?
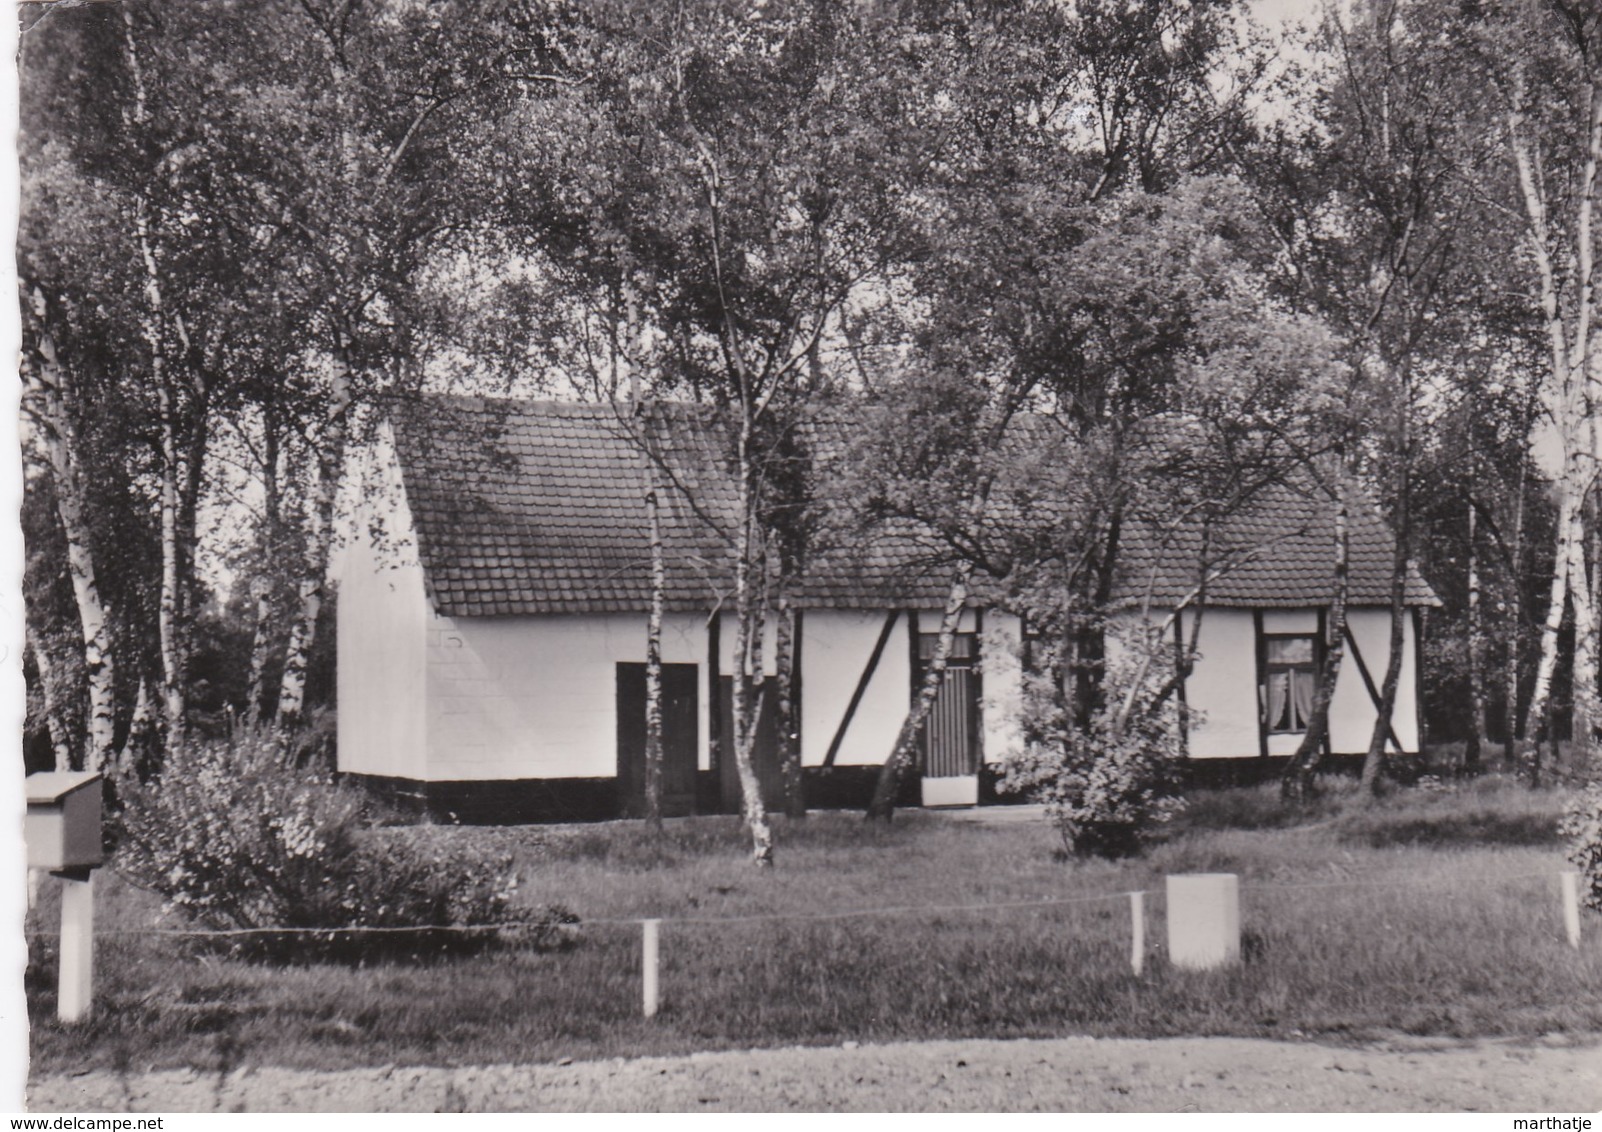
[1261,635,1317,734]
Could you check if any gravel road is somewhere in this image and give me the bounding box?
[30,1033,1602,1112]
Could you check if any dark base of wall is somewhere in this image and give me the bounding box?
[800,765,920,811]
[1179,752,1419,791]
[349,754,1417,825]
[979,764,1035,806]
[347,773,624,825]
[350,767,924,824]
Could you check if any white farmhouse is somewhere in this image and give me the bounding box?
[336,396,1438,821]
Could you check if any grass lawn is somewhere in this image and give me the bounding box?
[25,773,1602,1079]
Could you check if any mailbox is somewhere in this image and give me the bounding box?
[25,771,103,873]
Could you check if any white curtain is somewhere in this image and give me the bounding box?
[1267,672,1289,731]
[1290,670,1315,731]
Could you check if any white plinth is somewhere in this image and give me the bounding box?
[1166,873,1240,970]
[920,776,978,808]
[58,872,94,1023]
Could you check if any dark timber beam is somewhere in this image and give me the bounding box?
[1342,620,1404,754]
[1254,610,1269,758]
[707,610,723,789]
[822,610,900,767]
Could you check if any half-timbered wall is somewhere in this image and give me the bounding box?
[1173,607,1420,759]
[798,610,912,767]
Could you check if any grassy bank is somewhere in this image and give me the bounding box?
[26,774,1602,1077]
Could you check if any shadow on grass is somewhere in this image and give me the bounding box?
[1335,810,1560,849]
[544,811,924,868]
[1167,784,1346,834]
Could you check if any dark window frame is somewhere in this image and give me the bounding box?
[1260,631,1321,735]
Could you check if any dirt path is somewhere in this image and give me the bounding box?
[31,1034,1602,1112]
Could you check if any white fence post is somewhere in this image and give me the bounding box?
[1129,891,1145,976]
[642,919,660,1018]
[58,872,94,1024]
[1166,873,1240,970]
[1561,872,1582,950]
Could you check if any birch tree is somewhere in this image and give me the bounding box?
[496,0,943,862]
[1460,0,1602,767]
[192,0,557,730]
[20,297,122,772]
[840,0,1264,818]
[21,2,227,750]
[1253,0,1499,794]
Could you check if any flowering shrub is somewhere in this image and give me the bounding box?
[113,729,575,961]
[998,632,1187,858]
[1560,783,1602,913]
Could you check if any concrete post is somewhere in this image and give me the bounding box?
[1129,891,1146,976]
[642,919,660,1018]
[58,871,94,1023]
[1166,873,1240,970]
[1561,872,1582,950]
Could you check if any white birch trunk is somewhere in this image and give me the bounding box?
[644,482,665,831]
[1466,490,1486,769]
[243,414,282,728]
[1510,73,1601,754]
[28,633,73,773]
[1526,486,1577,783]
[25,316,119,772]
[1361,416,1411,794]
[243,578,275,730]
[122,8,191,745]
[867,390,1024,820]
[1505,447,1529,765]
[729,441,774,866]
[129,677,156,766]
[1283,462,1349,802]
[867,566,971,820]
[774,593,804,818]
[277,357,353,728]
[1566,504,1598,753]
[155,373,185,742]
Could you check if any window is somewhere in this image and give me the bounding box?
[917,633,975,664]
[1262,635,1318,734]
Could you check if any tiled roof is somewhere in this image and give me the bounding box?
[1115,479,1439,609]
[390,396,1438,616]
[391,398,737,615]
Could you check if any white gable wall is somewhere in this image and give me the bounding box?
[424,612,711,782]
[799,610,911,767]
[336,428,429,780]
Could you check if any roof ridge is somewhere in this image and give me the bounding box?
[411,393,717,417]
[386,398,1441,615]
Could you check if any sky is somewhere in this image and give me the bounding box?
[1252,0,1322,25]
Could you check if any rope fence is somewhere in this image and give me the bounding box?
[24,866,1592,1020]
[22,867,1575,937]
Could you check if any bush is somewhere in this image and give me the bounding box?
[998,631,1186,857]
[1560,782,1602,913]
[112,729,575,961]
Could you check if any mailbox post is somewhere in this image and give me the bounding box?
[25,772,103,1023]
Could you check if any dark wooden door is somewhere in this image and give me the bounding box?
[617,663,700,817]
[717,676,787,813]
[919,633,979,777]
